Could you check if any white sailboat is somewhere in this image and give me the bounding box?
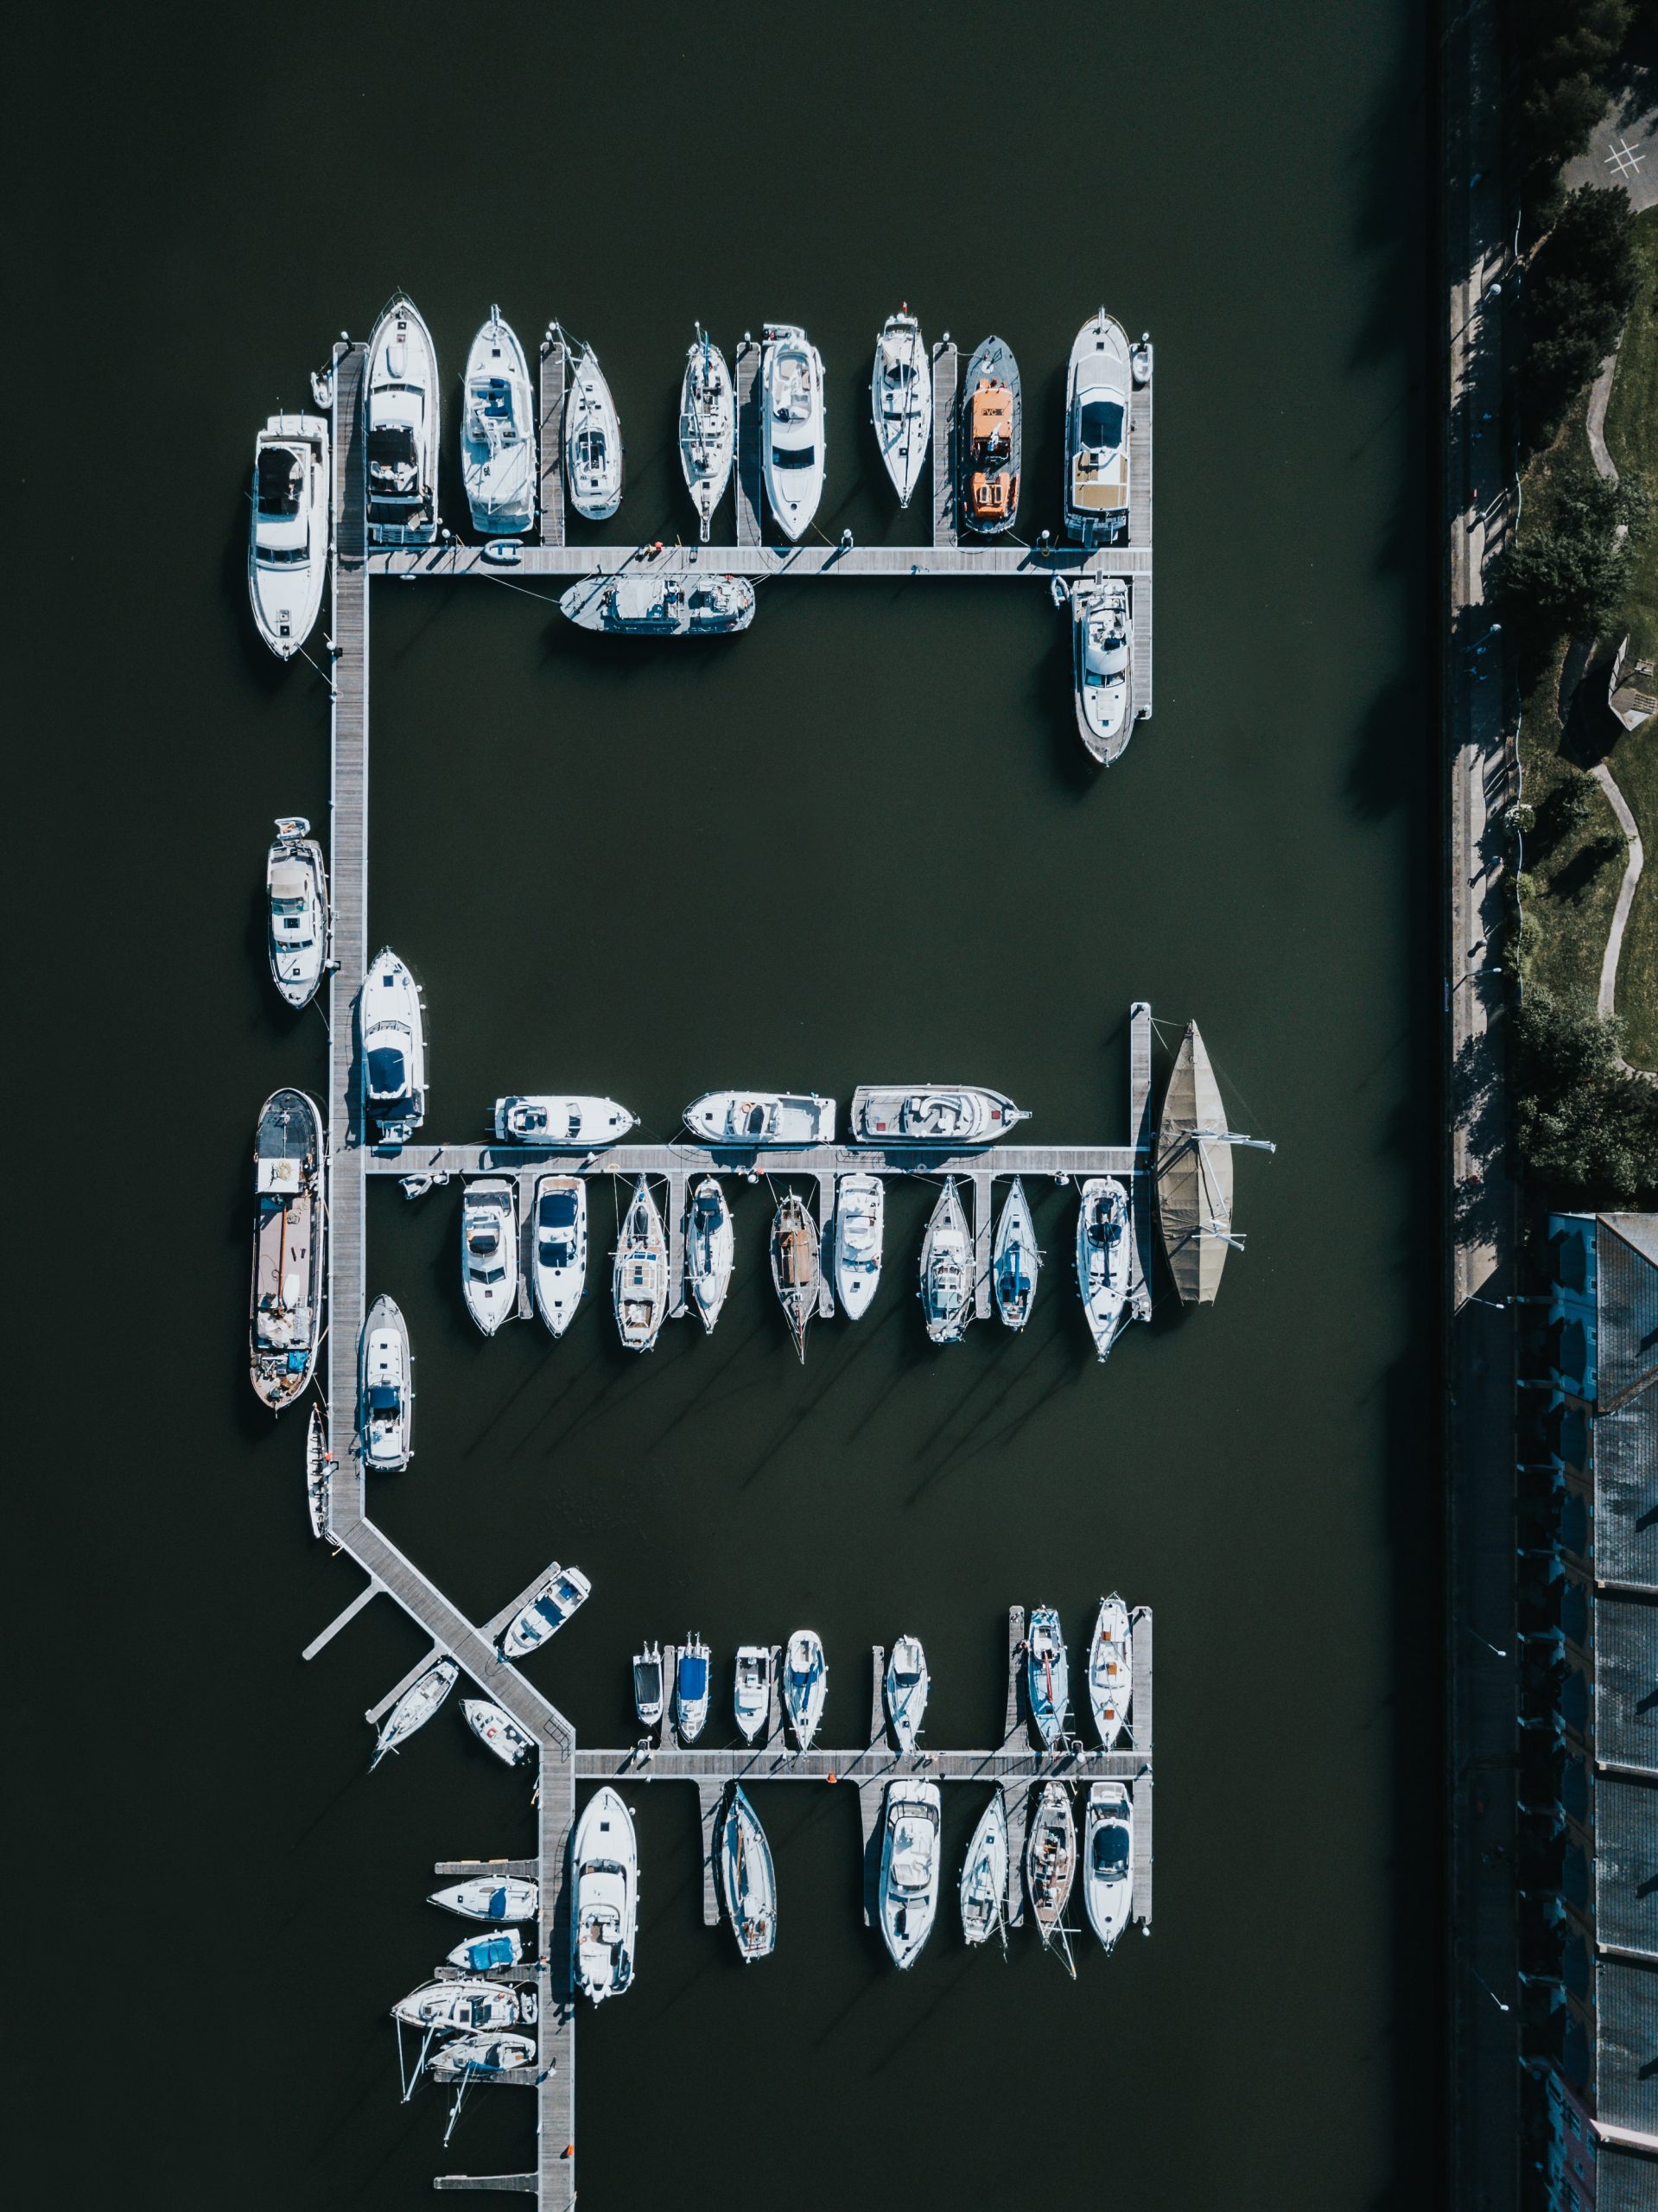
[362,949,427,1143]
[733,1645,771,1742]
[992,1178,1039,1329]
[572,1787,638,2002]
[494,1095,636,1148]
[959,1791,1009,1948]
[870,308,931,508]
[885,1634,931,1753]
[1087,1593,1134,1747]
[879,1780,942,1969]
[499,1564,592,1657]
[1076,1175,1131,1358]
[444,1926,525,1974]
[305,1404,331,1541]
[613,1177,669,1352]
[392,1979,522,2032]
[429,1876,538,1923]
[849,1085,1029,1145]
[461,1178,518,1337]
[684,1178,734,1333]
[1155,1021,1277,1307]
[783,1629,828,1749]
[360,1294,413,1471]
[371,1656,457,1769]
[265,817,330,1008]
[683,1090,835,1145]
[248,415,329,656]
[1025,1782,1077,1973]
[461,308,537,536]
[771,1192,822,1362]
[760,322,826,540]
[678,327,734,542]
[675,1633,711,1743]
[531,1174,587,1338]
[365,296,440,547]
[833,1173,883,1319]
[918,1178,974,1345]
[462,1698,535,1768]
[1026,1606,1070,1748]
[563,340,624,521]
[1083,1781,1135,1953]
[429,2032,537,2078]
[720,1785,778,1962]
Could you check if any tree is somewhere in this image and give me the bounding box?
[1521,188,1639,439]
[1499,470,1651,637]
[1506,2,1636,200]
[1511,986,1658,1199]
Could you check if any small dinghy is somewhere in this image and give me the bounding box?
[1026,1607,1070,1749]
[495,1095,636,1148]
[720,1785,778,1961]
[445,1926,525,1974]
[362,949,426,1144]
[558,571,756,636]
[733,1645,772,1742]
[429,1876,538,1923]
[676,1632,711,1743]
[959,335,1021,536]
[918,1178,974,1345]
[760,322,827,540]
[1076,1175,1131,1358]
[960,1791,1009,1948]
[461,1177,518,1337]
[1086,1593,1133,1746]
[462,307,537,536]
[613,1177,670,1352]
[833,1173,884,1319]
[1083,1780,1134,1953]
[870,308,931,508]
[371,1656,457,1769]
[771,1192,823,1362]
[885,1634,931,1753]
[632,1642,664,1730]
[783,1628,828,1749]
[250,1088,326,1414]
[572,1788,638,2002]
[1132,334,1154,386]
[849,1085,1029,1146]
[683,1090,835,1146]
[430,2032,537,2078]
[532,1174,587,1338]
[304,1405,331,1540]
[563,340,624,521]
[248,415,329,656]
[685,1178,734,1333]
[360,1294,413,1471]
[265,817,330,1008]
[462,1697,534,1768]
[393,1978,522,2032]
[879,1780,943,1969]
[679,326,735,542]
[1072,579,1134,765]
[365,296,439,547]
[499,1564,592,1657]
[993,1178,1039,1329]
[1025,1782,1077,1967]
[1064,308,1132,547]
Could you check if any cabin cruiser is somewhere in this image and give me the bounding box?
[429,2032,537,2078]
[250,1089,325,1412]
[445,1926,525,1974]
[463,1697,534,1768]
[1083,1782,1134,1952]
[632,1642,664,1730]
[918,1179,974,1345]
[879,1781,942,1969]
[563,341,624,521]
[360,1294,413,1471]
[371,1656,457,1769]
[870,308,931,509]
[613,1177,669,1351]
[720,1785,778,1961]
[572,1787,638,2002]
[992,1179,1039,1329]
[885,1634,931,1752]
[248,414,328,655]
[675,1632,711,1743]
[833,1173,884,1319]
[760,322,826,539]
[733,1645,771,1742]
[532,1174,587,1338]
[783,1629,828,1748]
[960,1792,1009,1948]
[685,1178,734,1332]
[392,1979,523,2033]
[683,1090,835,1146]
[960,336,1021,535]
[461,307,536,536]
[365,296,439,546]
[679,327,734,541]
[1064,309,1132,546]
[495,1094,635,1148]
[499,1563,593,1657]
[1026,1782,1077,1957]
[1076,1175,1131,1358]
[265,818,330,1007]
[1072,580,1134,764]
[849,1085,1028,1145]
[1086,1594,1133,1746]
[305,1405,331,1541]
[1027,1606,1070,1748]
[362,950,426,1142]
[461,1178,518,1337]
[429,1876,538,1923]
[771,1192,822,1361]
[559,571,755,636]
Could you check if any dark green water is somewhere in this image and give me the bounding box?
[12,6,1438,2207]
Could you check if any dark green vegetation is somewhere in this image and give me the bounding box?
[1506,0,1657,217]
[1518,187,1639,447]
[1512,986,1658,1198]
[1502,465,1648,630]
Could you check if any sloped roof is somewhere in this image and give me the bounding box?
[1596,1775,1658,1960]
[1595,1595,1658,1777]
[1598,1218,1658,1402]
[1598,2144,1658,2210]
[1597,1380,1658,1592]
[1598,1954,1658,2136]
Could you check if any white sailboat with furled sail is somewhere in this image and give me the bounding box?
[679,326,734,542]
[1154,1021,1275,1307]
[959,1790,1008,1950]
[719,1784,778,1962]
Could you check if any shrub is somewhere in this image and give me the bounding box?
[1499,471,1651,638]
[1507,3,1636,199]
[1520,188,1639,439]
[1512,985,1658,1198]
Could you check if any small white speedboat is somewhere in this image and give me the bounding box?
[371,1655,456,1769]
[499,1564,593,1657]
[1087,1593,1134,1747]
[461,308,537,536]
[683,1090,835,1146]
[564,341,624,521]
[362,949,426,1143]
[392,1978,522,2032]
[783,1629,828,1749]
[959,1791,1008,1948]
[870,309,931,509]
[833,1173,884,1319]
[760,322,826,540]
[248,415,329,656]
[462,1698,535,1768]
[632,1642,664,1730]
[1076,1176,1131,1358]
[265,817,330,1008]
[1083,1781,1134,1953]
[445,1925,525,1974]
[429,1876,538,1923]
[679,326,735,542]
[1025,1781,1077,1957]
[305,1404,331,1541]
[494,1095,636,1148]
[613,1177,669,1352]
[429,2032,537,2078]
[1064,308,1132,546]
[675,1633,711,1744]
[720,1784,778,1962]
[1027,1607,1070,1749]
[733,1645,771,1742]
[919,1178,974,1345]
[771,1192,822,1362]
[879,1781,942,1970]
[1072,580,1134,765]
[849,1085,1029,1146]
[685,1178,734,1332]
[360,1293,413,1471]
[558,571,755,635]
[532,1174,587,1338]
[885,1634,931,1753]
[572,1787,638,2002]
[365,296,439,546]
[993,1178,1039,1330]
[461,1177,518,1337]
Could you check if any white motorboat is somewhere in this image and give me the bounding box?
[870,308,931,509]
[685,1178,734,1333]
[993,1178,1039,1330]
[760,322,826,540]
[1076,1176,1131,1358]
[771,1192,822,1362]
[392,1978,522,2033]
[572,1787,638,2002]
[365,296,439,546]
[849,1085,1029,1146]
[499,1563,593,1657]
[783,1628,828,1749]
[1071,580,1134,765]
[463,1697,535,1768]
[1026,1606,1070,1748]
[885,1634,931,1753]
[360,1293,413,1471]
[563,340,624,521]
[362,949,426,1143]
[461,307,536,536]
[1087,1593,1134,1747]
[613,1177,669,1352]
[833,1173,883,1319]
[632,1642,664,1730]
[558,571,755,635]
[265,817,330,1008]
[250,1088,325,1413]
[445,1925,525,1974]
[461,1177,518,1338]
[675,1633,711,1744]
[918,1178,974,1345]
[960,1791,1009,1948]
[1083,1781,1134,1953]
[305,1405,331,1541]
[879,1781,942,1970]
[682,1090,835,1146]
[679,326,735,542]
[429,1876,538,1923]
[1025,1782,1077,1961]
[1064,308,1132,546]
[371,1656,457,1769]
[720,1785,778,1962]
[532,1174,587,1338]
[732,1645,771,1742]
[430,2032,537,2078]
[248,414,329,656]
[494,1095,636,1148]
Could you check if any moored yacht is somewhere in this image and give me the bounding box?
[360,1293,413,1471]
[1064,308,1132,546]
[499,1563,593,1657]
[679,327,735,542]
[445,1926,525,1974]
[760,322,826,540]
[429,1876,538,1923]
[632,1642,664,1730]
[371,1656,457,1769]
[265,818,330,1008]
[495,1095,635,1148]
[1027,1606,1070,1748]
[461,1178,518,1337]
[1086,1593,1133,1747]
[683,1090,835,1147]
[720,1785,778,1961]
[1083,1781,1134,1952]
[305,1404,331,1540]
[563,340,624,521]
[362,950,426,1143]
[960,1790,1009,1948]
[462,1697,535,1768]
[685,1178,734,1333]
[783,1629,828,1749]
[572,1787,638,2002]
[1072,579,1134,764]
[918,1178,974,1345]
[392,1978,522,2033]
[849,1085,1029,1146]
[770,1192,822,1361]
[1025,1781,1077,1959]
[429,2032,537,2079]
[1157,1020,1278,1307]
[1076,1175,1131,1358]
[613,1177,669,1352]
[879,1780,942,1969]
[461,308,537,536]
[870,308,931,508]
[248,414,329,656]
[250,1088,325,1413]
[365,296,439,546]
[733,1645,771,1742]
[675,1632,711,1743]
[558,571,755,636]
[531,1174,587,1338]
[885,1634,931,1753]
[833,1173,884,1319]
[993,1179,1039,1329]
[960,336,1021,536]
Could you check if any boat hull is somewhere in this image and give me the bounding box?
[1071,580,1134,766]
[760,324,826,540]
[265,824,330,1007]
[532,1174,587,1338]
[770,1194,822,1361]
[462,312,537,536]
[248,415,329,657]
[992,1178,1039,1329]
[1087,1593,1134,1748]
[1026,1608,1070,1748]
[879,1781,942,1968]
[960,1791,1009,1947]
[685,1177,734,1333]
[1076,1175,1131,1357]
[564,346,624,521]
[1156,1021,1234,1306]
[365,296,440,547]
[250,1089,326,1413]
[572,1788,638,2002]
[678,334,735,541]
[683,1090,835,1147]
[918,1178,974,1344]
[1064,310,1132,545]
[1083,1781,1135,1951]
[1025,1781,1077,1943]
[372,1656,457,1768]
[463,1697,535,1767]
[362,948,427,1144]
[832,1173,884,1319]
[959,336,1021,536]
[558,572,755,635]
[461,1176,518,1337]
[870,313,931,509]
[720,1786,778,1961]
[783,1630,828,1748]
[849,1084,1027,1147]
[613,1177,669,1351]
[360,1292,413,1471]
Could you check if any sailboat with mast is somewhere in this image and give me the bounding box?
[1025,1782,1078,1976]
[770,1192,822,1361]
[678,326,734,542]
[960,1790,1009,1949]
[1154,1021,1275,1306]
[719,1785,778,1962]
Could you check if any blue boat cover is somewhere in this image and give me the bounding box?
[679,1654,708,1698]
[468,1936,512,1970]
[487,1886,508,1919]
